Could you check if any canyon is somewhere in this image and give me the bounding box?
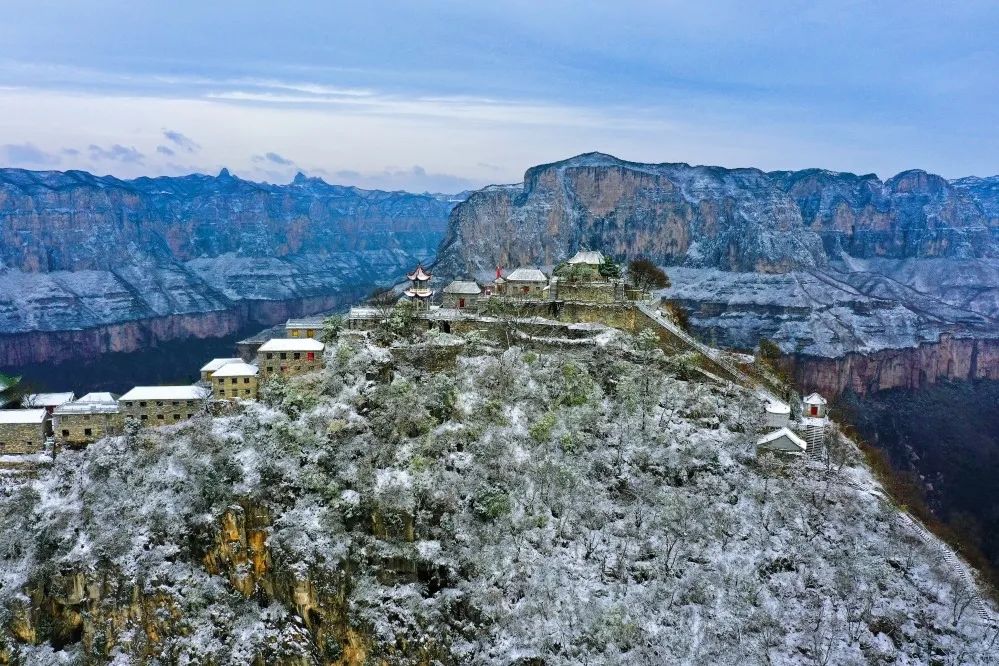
[0,168,461,369]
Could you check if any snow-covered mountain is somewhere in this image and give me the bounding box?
[1,334,995,663]
[0,169,461,366]
[434,153,999,393]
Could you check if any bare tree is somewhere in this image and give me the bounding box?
[950,580,975,626]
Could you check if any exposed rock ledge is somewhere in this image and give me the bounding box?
[0,292,363,368]
[789,336,999,396]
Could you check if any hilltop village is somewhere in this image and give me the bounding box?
[2,248,996,663]
[1,249,823,463]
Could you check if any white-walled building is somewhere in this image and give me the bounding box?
[757,427,808,456]
[802,392,828,419]
[764,400,792,428]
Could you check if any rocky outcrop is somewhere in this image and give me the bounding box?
[0,168,462,368]
[436,153,997,279]
[0,290,368,367]
[436,153,999,373]
[788,336,999,396]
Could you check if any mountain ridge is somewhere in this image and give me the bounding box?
[0,167,464,367]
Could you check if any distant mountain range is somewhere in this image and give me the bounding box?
[436,153,998,393]
[0,168,462,366]
[2,155,998,392]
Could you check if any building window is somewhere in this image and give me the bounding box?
[245,390,251,396]
[266,366,273,373]
[187,413,193,418]
[173,414,181,420]
[231,377,237,384]
[459,298,465,308]
[307,352,315,361]
[293,352,301,360]
[280,352,287,360]
[173,401,180,406]
[141,415,148,421]
[243,378,250,384]
[291,330,300,337]
[140,401,147,407]
[307,329,315,337]
[157,414,165,420]
[219,389,225,396]
[61,429,70,437]
[266,352,274,359]
[83,414,90,421]
[156,401,164,407]
[84,428,92,436]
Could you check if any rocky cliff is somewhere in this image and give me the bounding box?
[435,153,999,391]
[0,169,461,367]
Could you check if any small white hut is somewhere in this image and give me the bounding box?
[764,399,791,428]
[757,427,808,456]
[802,392,828,419]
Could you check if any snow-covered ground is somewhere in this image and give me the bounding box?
[0,335,995,663]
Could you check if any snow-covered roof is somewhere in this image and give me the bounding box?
[211,362,259,378]
[756,427,807,451]
[567,250,605,265]
[803,392,827,405]
[54,392,119,415]
[0,409,47,424]
[505,268,548,283]
[200,357,243,373]
[443,280,482,295]
[21,392,75,408]
[407,265,432,281]
[258,338,325,352]
[765,400,791,415]
[119,386,210,402]
[286,317,325,328]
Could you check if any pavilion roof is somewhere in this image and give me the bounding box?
[407,265,432,281]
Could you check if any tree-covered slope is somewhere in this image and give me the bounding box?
[0,331,994,663]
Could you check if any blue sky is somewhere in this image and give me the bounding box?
[0,1,996,191]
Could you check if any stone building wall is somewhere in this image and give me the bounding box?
[55,412,123,447]
[212,375,259,400]
[257,351,324,379]
[120,399,205,427]
[0,422,47,454]
[442,293,480,309]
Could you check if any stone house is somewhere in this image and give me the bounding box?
[286,316,326,339]
[211,362,260,400]
[257,338,325,378]
[442,280,482,309]
[200,358,243,383]
[0,409,48,455]
[22,392,75,435]
[119,386,210,426]
[756,427,808,456]
[496,268,548,298]
[53,392,122,447]
[803,392,828,418]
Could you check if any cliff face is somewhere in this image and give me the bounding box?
[0,169,461,367]
[436,153,996,277]
[436,153,999,391]
[788,336,999,397]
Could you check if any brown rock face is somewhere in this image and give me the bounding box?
[0,291,367,368]
[788,336,999,396]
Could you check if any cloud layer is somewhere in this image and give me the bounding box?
[0,2,995,189]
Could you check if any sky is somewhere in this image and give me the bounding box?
[0,1,996,192]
